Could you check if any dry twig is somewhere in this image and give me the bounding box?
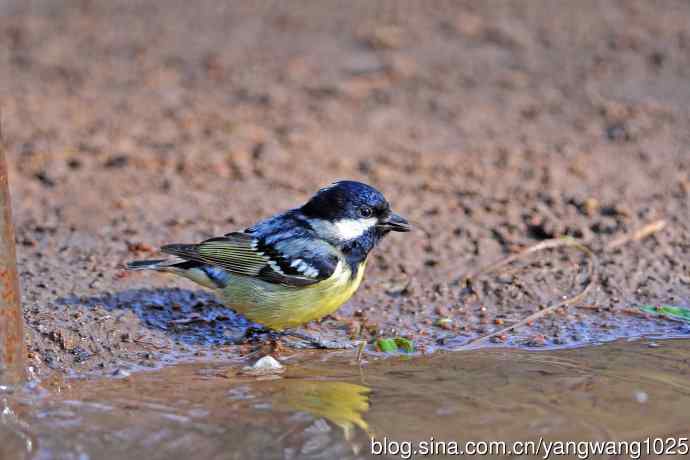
[605,219,667,250]
[459,218,667,347]
[461,237,597,347]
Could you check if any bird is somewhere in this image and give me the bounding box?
[126,180,410,348]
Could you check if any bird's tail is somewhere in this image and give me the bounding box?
[125,259,178,271]
[125,258,226,289]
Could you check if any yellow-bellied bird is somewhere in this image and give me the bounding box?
[127,180,410,348]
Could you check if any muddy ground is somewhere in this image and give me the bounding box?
[1,0,689,377]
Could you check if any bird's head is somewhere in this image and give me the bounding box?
[301,180,410,245]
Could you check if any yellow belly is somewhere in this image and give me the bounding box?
[217,261,366,330]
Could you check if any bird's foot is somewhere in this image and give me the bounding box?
[241,326,280,343]
[282,330,354,350]
[241,326,353,349]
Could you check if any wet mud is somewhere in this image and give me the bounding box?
[0,1,689,376]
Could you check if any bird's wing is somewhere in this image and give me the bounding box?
[161,232,340,287]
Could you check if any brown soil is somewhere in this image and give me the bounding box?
[2,1,689,377]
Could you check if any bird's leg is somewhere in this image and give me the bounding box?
[243,325,270,336]
[241,326,281,343]
[241,326,353,349]
[282,330,354,350]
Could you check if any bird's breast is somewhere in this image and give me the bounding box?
[218,260,367,330]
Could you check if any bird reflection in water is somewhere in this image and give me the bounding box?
[271,379,372,440]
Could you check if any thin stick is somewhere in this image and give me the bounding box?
[461,238,597,347]
[461,237,594,286]
[605,219,667,250]
[457,218,666,347]
[355,340,366,363]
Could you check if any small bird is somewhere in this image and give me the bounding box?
[127,180,410,347]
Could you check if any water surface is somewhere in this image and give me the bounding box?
[2,339,690,459]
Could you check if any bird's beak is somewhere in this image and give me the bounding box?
[377,212,411,232]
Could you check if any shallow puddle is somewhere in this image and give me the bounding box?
[2,339,690,459]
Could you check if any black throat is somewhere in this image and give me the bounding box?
[340,227,385,275]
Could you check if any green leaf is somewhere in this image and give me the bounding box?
[394,337,415,353]
[640,305,690,322]
[375,337,415,353]
[376,338,398,353]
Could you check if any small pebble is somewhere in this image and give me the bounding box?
[434,305,449,316]
[434,318,453,330]
[112,368,131,378]
[239,355,285,376]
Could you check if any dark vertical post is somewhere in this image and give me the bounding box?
[0,120,25,388]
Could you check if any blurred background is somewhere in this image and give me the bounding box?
[1,1,690,374]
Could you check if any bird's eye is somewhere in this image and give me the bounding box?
[359,206,373,218]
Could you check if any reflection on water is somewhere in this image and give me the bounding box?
[0,398,35,460]
[1,339,690,459]
[272,380,371,439]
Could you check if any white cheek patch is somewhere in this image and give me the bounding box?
[309,217,377,241]
[331,218,378,240]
